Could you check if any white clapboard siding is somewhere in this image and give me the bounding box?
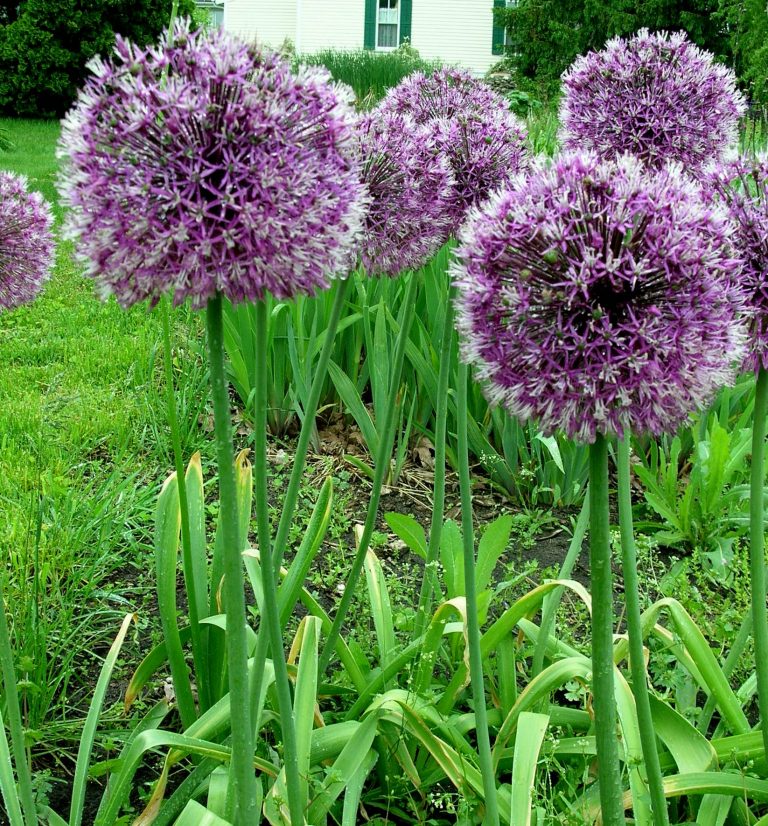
[299,0,365,52]
[224,0,295,46]
[411,0,498,73]
[223,1,499,74]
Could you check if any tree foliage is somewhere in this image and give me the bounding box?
[495,0,757,100]
[0,0,195,117]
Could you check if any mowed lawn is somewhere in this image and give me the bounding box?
[0,117,193,590]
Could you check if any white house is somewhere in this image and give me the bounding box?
[224,1,508,74]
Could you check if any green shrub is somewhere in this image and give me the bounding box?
[495,0,729,101]
[0,0,194,117]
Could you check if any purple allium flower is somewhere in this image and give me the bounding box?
[380,67,528,225]
[452,152,746,443]
[560,29,746,174]
[354,111,455,276]
[0,172,55,311]
[57,21,366,309]
[707,155,768,371]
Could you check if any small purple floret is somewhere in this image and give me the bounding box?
[707,156,768,371]
[452,152,746,443]
[380,67,529,226]
[0,172,55,311]
[560,29,746,173]
[57,21,366,308]
[354,111,455,277]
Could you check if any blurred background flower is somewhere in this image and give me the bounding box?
[0,171,54,311]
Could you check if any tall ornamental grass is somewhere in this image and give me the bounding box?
[298,47,442,105]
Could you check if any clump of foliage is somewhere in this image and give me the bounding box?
[0,0,195,117]
[494,0,749,102]
[298,45,442,106]
[717,0,768,102]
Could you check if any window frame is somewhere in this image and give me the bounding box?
[375,0,400,52]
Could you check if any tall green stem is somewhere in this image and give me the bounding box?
[751,366,768,758]
[252,299,304,826]
[161,299,208,712]
[318,272,419,675]
[0,585,36,825]
[413,284,454,640]
[589,434,625,826]
[249,277,351,726]
[205,294,257,823]
[457,361,499,826]
[617,437,669,826]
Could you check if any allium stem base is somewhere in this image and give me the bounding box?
[589,435,625,826]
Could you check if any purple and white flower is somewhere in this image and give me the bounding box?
[354,110,455,276]
[560,29,746,173]
[452,152,746,443]
[380,67,528,226]
[0,172,54,311]
[707,155,768,371]
[57,21,367,308]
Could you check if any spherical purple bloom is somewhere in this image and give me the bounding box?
[354,111,455,276]
[380,67,528,225]
[57,21,366,309]
[560,29,746,174]
[707,155,768,371]
[0,172,55,311]
[452,152,746,443]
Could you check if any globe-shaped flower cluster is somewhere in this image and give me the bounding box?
[354,111,455,277]
[560,29,746,173]
[708,156,768,371]
[452,152,746,443]
[0,172,55,311]
[57,21,366,308]
[379,67,528,225]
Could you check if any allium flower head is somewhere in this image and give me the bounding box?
[354,110,455,276]
[452,152,746,443]
[0,172,55,311]
[57,21,366,308]
[380,67,528,225]
[560,29,746,173]
[707,155,768,371]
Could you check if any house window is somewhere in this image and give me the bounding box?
[377,0,399,50]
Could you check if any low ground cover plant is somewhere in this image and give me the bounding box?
[3,19,768,826]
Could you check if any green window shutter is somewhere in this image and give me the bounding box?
[364,0,377,50]
[492,0,505,56]
[399,0,412,44]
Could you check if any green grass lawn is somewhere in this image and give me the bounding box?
[0,119,209,755]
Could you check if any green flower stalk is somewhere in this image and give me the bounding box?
[588,436,625,825]
[457,361,500,826]
[452,152,746,826]
[318,272,420,675]
[616,438,669,825]
[751,367,768,759]
[412,287,454,640]
[206,295,260,819]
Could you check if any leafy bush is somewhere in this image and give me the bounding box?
[0,0,194,117]
[495,0,732,100]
